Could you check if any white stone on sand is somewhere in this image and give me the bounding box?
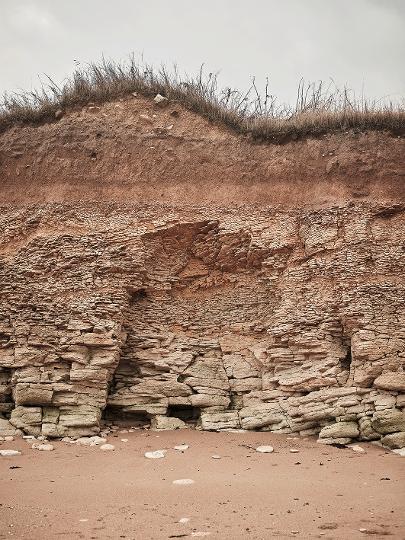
[0,449,21,456]
[100,444,115,451]
[145,450,166,459]
[256,445,274,453]
[172,478,195,485]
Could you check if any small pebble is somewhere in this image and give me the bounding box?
[121,439,128,443]
[211,454,221,459]
[145,450,166,459]
[350,445,365,453]
[289,448,299,453]
[172,478,195,485]
[174,445,189,451]
[4,436,14,442]
[179,517,190,524]
[100,444,115,451]
[256,445,274,453]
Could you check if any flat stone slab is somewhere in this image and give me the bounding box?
[256,445,274,453]
[172,478,195,485]
[145,450,166,459]
[0,449,21,456]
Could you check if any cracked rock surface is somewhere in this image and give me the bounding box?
[0,202,404,447]
[0,96,404,448]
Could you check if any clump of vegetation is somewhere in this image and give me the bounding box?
[1,57,404,142]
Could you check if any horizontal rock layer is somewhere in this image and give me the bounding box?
[0,201,404,448]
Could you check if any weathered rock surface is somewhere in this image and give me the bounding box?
[151,415,187,430]
[0,202,404,449]
[0,97,404,449]
[319,422,360,440]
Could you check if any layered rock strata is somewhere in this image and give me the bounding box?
[1,202,404,447]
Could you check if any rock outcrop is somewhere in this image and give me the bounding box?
[0,95,404,448]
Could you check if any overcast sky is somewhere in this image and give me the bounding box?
[1,0,404,106]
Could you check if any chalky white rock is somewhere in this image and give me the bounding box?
[100,444,115,451]
[172,478,195,485]
[256,445,274,453]
[35,443,54,451]
[0,449,21,456]
[145,450,166,459]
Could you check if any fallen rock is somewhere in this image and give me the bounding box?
[0,419,22,438]
[151,416,187,431]
[0,449,21,456]
[256,445,274,453]
[153,94,169,106]
[172,478,195,485]
[318,421,359,440]
[145,450,166,459]
[100,444,115,451]
[392,448,405,456]
[32,443,54,451]
[76,436,107,446]
[349,444,366,453]
[211,454,221,459]
[289,448,299,453]
[317,437,351,446]
[381,431,405,449]
[372,410,405,435]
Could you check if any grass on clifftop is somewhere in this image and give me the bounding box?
[1,58,405,142]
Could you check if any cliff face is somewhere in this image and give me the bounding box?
[0,95,404,447]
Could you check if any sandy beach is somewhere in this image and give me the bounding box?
[0,430,404,540]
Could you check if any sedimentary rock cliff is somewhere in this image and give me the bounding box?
[0,95,404,447]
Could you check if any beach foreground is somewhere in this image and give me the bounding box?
[0,430,404,539]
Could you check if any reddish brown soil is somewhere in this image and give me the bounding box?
[0,431,404,540]
[1,96,404,207]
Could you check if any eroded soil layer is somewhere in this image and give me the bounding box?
[0,202,404,447]
[1,96,405,206]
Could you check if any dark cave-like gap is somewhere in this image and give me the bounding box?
[102,406,150,427]
[167,404,201,422]
[340,347,352,372]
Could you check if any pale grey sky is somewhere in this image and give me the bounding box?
[1,0,404,106]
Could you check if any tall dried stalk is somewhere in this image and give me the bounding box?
[1,57,404,142]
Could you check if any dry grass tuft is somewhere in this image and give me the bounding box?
[1,57,404,142]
